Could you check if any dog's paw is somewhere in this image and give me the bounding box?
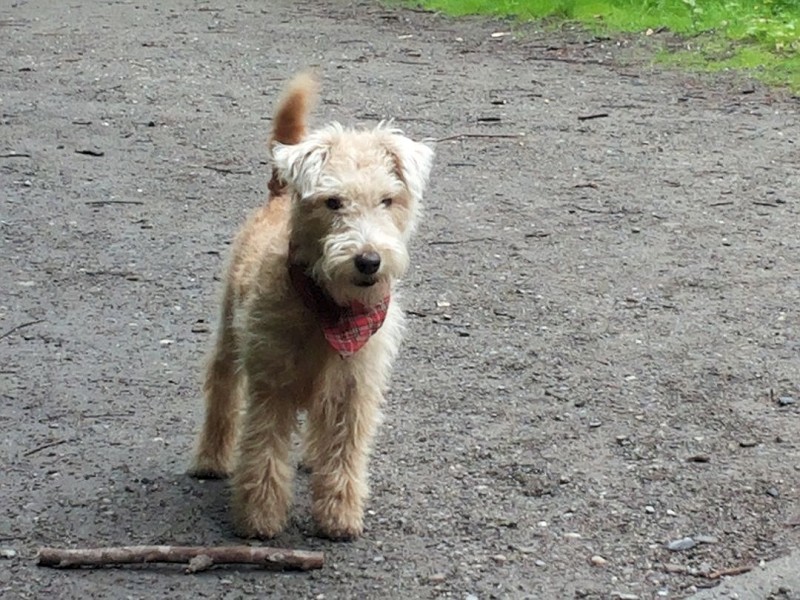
[187,455,231,479]
[232,506,287,540]
[317,522,362,541]
[312,500,364,541]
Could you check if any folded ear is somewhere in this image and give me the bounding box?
[386,134,434,201]
[271,139,330,199]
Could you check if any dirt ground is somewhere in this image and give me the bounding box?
[1,0,798,598]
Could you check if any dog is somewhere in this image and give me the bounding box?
[188,72,434,540]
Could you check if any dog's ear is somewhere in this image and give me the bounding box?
[385,135,434,201]
[271,139,330,199]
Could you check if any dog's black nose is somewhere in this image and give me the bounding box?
[354,252,381,275]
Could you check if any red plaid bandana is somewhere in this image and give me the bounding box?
[288,261,390,358]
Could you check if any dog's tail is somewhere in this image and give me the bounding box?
[271,71,318,147]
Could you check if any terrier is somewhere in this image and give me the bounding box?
[189,73,434,540]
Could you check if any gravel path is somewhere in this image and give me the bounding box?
[1,1,798,598]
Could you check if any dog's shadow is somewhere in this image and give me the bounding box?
[105,460,321,549]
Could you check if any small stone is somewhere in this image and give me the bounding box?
[534,559,546,567]
[590,555,607,566]
[666,537,696,551]
[645,505,655,514]
[373,555,385,563]
[0,548,17,559]
[491,554,506,564]
[778,396,796,406]
[564,532,582,540]
[766,487,780,498]
[465,595,478,600]
[588,420,602,428]
[429,573,446,584]
[738,439,758,448]
[613,593,639,600]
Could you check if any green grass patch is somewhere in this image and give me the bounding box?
[409,0,800,91]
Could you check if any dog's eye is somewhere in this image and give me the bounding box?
[325,197,343,210]
[380,198,393,208]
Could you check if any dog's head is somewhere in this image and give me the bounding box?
[272,123,434,306]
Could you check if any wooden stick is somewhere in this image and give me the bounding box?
[707,564,753,579]
[37,545,324,572]
[433,133,524,143]
[0,319,44,341]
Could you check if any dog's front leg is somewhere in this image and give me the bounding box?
[231,387,296,539]
[305,370,381,540]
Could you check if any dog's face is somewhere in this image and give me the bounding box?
[273,124,433,306]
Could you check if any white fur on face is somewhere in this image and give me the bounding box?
[274,124,434,306]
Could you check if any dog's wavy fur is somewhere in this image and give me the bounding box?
[189,72,434,540]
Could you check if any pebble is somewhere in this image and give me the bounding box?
[666,537,696,551]
[590,555,608,566]
[613,593,639,600]
[645,505,655,514]
[778,396,796,406]
[534,559,546,567]
[373,555,385,563]
[0,548,17,559]
[465,595,478,600]
[491,554,507,564]
[766,487,780,498]
[429,573,446,584]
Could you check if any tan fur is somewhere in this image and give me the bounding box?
[189,73,434,540]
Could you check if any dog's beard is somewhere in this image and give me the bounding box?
[311,237,408,307]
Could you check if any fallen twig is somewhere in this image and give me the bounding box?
[433,133,524,143]
[570,205,608,214]
[707,564,754,579]
[75,148,105,157]
[0,319,44,341]
[428,237,497,246]
[84,200,144,207]
[577,112,609,121]
[24,438,73,457]
[204,165,253,175]
[37,545,324,572]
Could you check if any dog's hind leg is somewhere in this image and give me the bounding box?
[231,386,297,538]
[189,286,242,478]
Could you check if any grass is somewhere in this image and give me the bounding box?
[407,0,800,91]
